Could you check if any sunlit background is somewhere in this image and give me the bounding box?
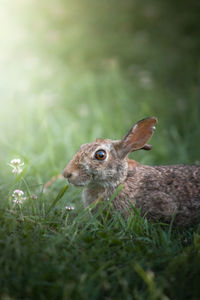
[1,0,200,187]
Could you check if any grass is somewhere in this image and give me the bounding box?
[1,0,200,299]
[1,184,200,300]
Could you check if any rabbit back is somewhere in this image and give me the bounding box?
[113,164,200,225]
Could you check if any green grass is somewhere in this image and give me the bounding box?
[1,186,200,300]
[1,0,200,299]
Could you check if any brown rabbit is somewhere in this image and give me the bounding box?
[63,117,200,226]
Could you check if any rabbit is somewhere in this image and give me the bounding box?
[63,117,200,226]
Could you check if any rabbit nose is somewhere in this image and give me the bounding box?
[63,169,72,179]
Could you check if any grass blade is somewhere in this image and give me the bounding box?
[46,185,69,216]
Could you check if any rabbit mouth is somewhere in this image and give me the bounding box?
[70,182,86,187]
[67,177,90,187]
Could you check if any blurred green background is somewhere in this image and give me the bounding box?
[0,0,200,186]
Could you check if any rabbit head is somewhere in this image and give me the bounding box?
[63,117,157,188]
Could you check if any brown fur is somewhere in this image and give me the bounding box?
[63,117,200,226]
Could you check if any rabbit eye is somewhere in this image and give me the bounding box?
[95,149,107,161]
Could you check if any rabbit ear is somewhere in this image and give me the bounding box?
[114,117,158,159]
[141,144,152,151]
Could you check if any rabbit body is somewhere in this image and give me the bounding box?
[82,162,200,225]
[63,118,200,226]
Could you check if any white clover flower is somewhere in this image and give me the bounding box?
[10,159,22,165]
[12,189,24,197]
[12,189,26,205]
[13,198,23,205]
[65,205,75,211]
[12,168,23,174]
[8,158,24,175]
